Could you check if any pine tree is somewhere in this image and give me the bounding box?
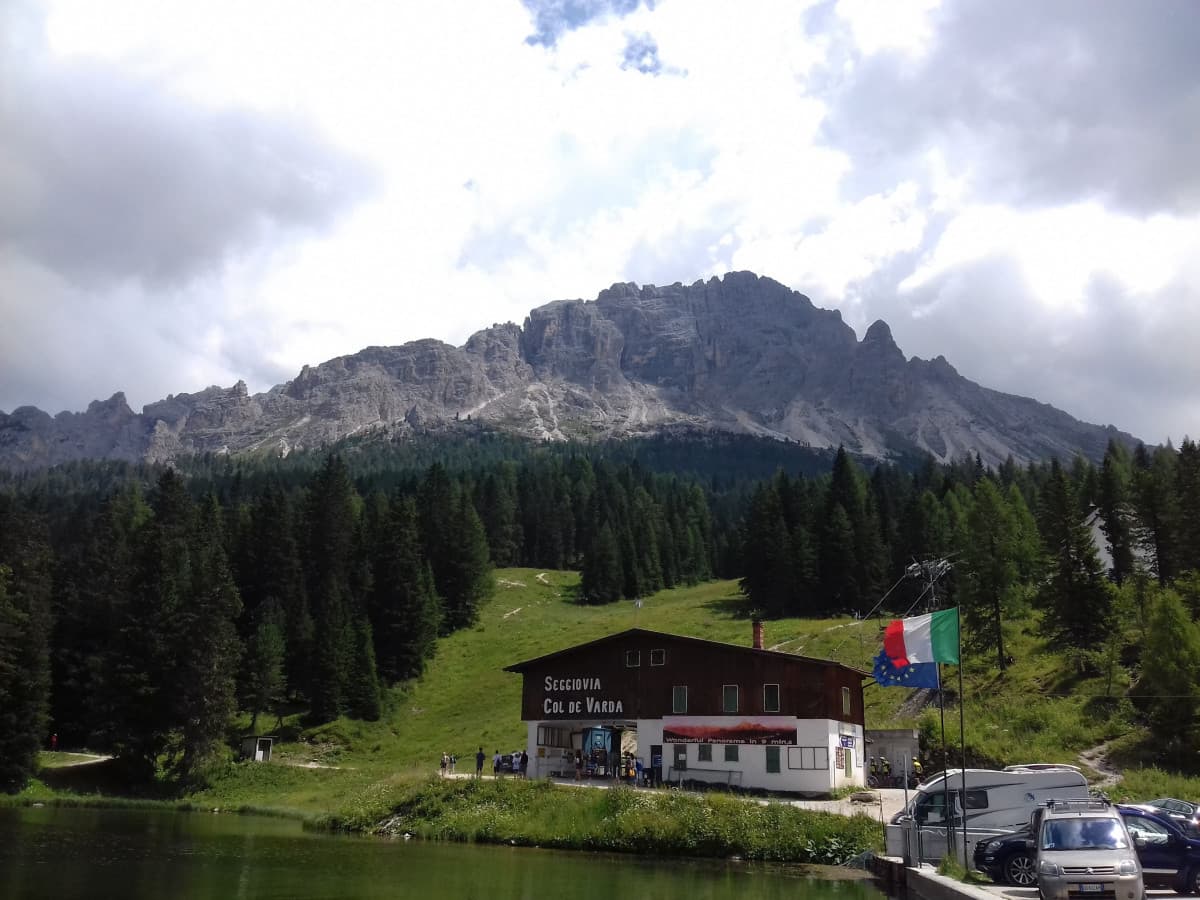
[176,496,243,780]
[1038,460,1114,648]
[819,503,859,614]
[305,456,361,722]
[241,600,287,733]
[1175,439,1200,575]
[343,614,382,721]
[109,470,194,778]
[244,486,312,703]
[1097,441,1136,584]
[959,479,1021,671]
[479,466,522,566]
[1138,588,1200,759]
[1133,444,1180,585]
[738,483,791,617]
[370,496,441,683]
[436,494,494,631]
[0,499,53,793]
[581,523,622,604]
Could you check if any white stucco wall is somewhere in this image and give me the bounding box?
[523,716,864,794]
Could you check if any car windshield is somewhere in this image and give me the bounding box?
[1041,817,1129,851]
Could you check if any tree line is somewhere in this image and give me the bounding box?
[4,432,1200,789]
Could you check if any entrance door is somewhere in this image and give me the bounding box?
[673,744,687,781]
[844,748,853,777]
[650,744,663,786]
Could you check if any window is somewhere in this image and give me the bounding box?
[841,686,851,716]
[698,744,712,762]
[650,648,666,666]
[1123,815,1171,845]
[963,790,989,810]
[537,726,572,748]
[724,745,739,762]
[722,684,739,713]
[626,650,641,667]
[766,746,781,773]
[763,683,780,712]
[787,746,830,770]
[672,685,687,714]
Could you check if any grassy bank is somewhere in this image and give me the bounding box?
[317,777,884,864]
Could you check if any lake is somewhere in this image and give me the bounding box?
[0,805,886,899]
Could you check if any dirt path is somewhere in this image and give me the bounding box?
[40,751,112,768]
[1078,740,1122,789]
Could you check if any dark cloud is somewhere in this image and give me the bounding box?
[0,6,377,289]
[620,32,662,74]
[522,0,649,47]
[818,0,1200,214]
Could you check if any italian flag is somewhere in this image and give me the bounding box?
[883,608,959,666]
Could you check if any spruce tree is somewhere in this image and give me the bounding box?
[343,614,382,721]
[581,523,622,604]
[1038,460,1114,648]
[1097,441,1136,584]
[0,500,52,793]
[305,456,361,722]
[1133,444,1180,584]
[436,494,494,631]
[1139,588,1200,759]
[370,496,441,683]
[242,601,287,733]
[176,496,243,779]
[959,479,1021,671]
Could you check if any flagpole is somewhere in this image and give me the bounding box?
[958,605,968,865]
[940,662,950,859]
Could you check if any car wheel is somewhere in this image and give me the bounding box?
[1004,852,1038,887]
[1188,866,1200,896]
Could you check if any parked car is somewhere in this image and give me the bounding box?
[1118,804,1200,893]
[976,802,1200,891]
[1143,798,1200,834]
[1035,798,1142,900]
[973,806,1047,886]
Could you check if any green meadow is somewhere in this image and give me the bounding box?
[10,568,1195,842]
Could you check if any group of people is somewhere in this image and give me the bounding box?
[868,754,923,787]
[440,747,529,778]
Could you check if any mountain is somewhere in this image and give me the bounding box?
[0,272,1135,472]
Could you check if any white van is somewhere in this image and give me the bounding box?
[886,765,1089,863]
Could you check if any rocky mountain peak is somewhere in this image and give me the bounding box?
[0,271,1138,471]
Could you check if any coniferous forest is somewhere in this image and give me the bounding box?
[2,429,1200,791]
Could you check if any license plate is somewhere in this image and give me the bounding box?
[1078,884,1103,892]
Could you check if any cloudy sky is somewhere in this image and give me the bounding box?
[2,0,1198,444]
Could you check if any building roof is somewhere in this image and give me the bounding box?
[503,627,870,677]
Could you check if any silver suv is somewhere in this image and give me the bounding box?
[1037,798,1142,900]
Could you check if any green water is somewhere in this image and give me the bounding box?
[1,806,885,899]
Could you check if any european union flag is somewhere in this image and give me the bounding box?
[873,649,940,689]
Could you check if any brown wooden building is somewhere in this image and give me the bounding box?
[505,626,868,793]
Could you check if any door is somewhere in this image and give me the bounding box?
[650,745,663,786]
[673,744,687,774]
[1122,812,1179,882]
[844,748,854,777]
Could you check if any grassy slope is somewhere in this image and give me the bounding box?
[14,569,1190,816]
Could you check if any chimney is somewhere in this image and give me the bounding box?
[752,619,764,650]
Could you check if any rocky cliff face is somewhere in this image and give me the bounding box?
[0,272,1135,471]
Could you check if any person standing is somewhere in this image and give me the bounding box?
[475,746,485,779]
[574,749,583,780]
[493,749,502,777]
[50,733,58,752]
[440,752,449,778]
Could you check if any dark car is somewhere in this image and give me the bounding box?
[1144,799,1200,834]
[974,807,1045,886]
[1118,804,1200,893]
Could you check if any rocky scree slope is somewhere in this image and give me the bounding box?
[0,272,1134,471]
